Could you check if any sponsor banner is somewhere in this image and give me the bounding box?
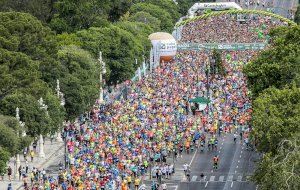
[177,43,267,50]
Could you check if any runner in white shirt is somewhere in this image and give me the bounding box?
[161,183,167,190]
[183,163,189,175]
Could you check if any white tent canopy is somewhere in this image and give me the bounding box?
[188,2,242,18]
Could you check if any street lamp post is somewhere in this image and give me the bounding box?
[143,55,146,77]
[55,79,65,142]
[98,51,107,103]
[150,48,153,73]
[15,108,20,180]
[38,97,48,158]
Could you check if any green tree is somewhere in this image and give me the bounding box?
[56,33,82,47]
[108,0,133,22]
[44,91,65,133]
[211,49,226,76]
[114,21,153,58]
[130,3,173,32]
[0,115,33,152]
[50,0,111,33]
[253,135,300,190]
[295,5,300,24]
[0,124,19,155]
[138,0,180,23]
[57,45,99,120]
[77,25,143,84]
[128,11,161,31]
[0,0,56,22]
[243,25,300,190]
[0,49,40,99]
[0,12,57,59]
[0,12,62,88]
[0,92,52,137]
[251,87,300,154]
[0,147,10,176]
[244,26,300,97]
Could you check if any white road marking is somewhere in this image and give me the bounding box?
[231,181,234,188]
[219,175,224,182]
[209,176,215,181]
[238,160,240,163]
[211,170,213,173]
[236,166,239,168]
[240,155,242,158]
[228,175,233,181]
[191,175,197,181]
[189,148,198,166]
[222,142,224,145]
[220,147,222,150]
[205,181,209,188]
[241,151,243,154]
[175,185,178,190]
[235,170,237,173]
[237,175,242,182]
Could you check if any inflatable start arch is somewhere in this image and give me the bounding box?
[175,9,297,28]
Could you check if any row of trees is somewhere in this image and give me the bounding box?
[243,25,300,189]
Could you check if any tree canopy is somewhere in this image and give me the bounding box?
[244,26,300,97]
[138,0,180,23]
[77,25,143,84]
[57,45,99,120]
[114,21,153,59]
[253,134,300,190]
[49,0,111,33]
[251,86,300,154]
[129,2,173,32]
[295,5,300,24]
[128,11,161,32]
[244,25,300,189]
[0,0,55,23]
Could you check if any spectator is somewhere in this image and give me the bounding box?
[30,150,35,162]
[7,166,12,181]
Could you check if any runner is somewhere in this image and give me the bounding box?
[213,155,219,169]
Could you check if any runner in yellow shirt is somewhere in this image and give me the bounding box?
[134,178,141,190]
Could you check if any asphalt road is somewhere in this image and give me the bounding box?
[177,133,258,190]
[142,132,259,190]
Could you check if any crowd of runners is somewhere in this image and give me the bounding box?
[181,14,286,43]
[12,14,288,190]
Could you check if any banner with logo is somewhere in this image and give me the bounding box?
[177,43,267,51]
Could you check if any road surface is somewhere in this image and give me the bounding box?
[142,132,259,190]
[178,133,258,190]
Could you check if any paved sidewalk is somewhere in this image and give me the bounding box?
[0,139,64,190]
